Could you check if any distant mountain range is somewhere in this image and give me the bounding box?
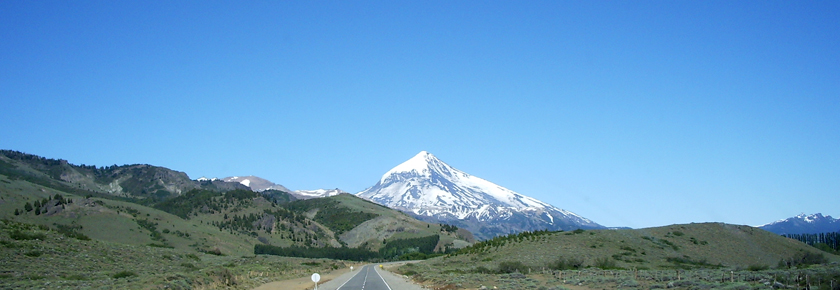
[217,175,344,200]
[356,151,604,240]
[222,176,291,192]
[759,213,840,235]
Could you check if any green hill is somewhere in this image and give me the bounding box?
[0,150,472,258]
[437,224,839,271]
[398,224,840,289]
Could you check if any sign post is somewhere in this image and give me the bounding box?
[311,273,320,290]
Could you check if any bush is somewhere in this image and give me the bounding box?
[24,250,42,257]
[210,268,236,286]
[799,251,827,265]
[594,257,619,269]
[747,264,768,271]
[498,261,529,273]
[550,256,584,270]
[112,271,136,279]
[180,262,197,270]
[779,251,828,268]
[9,230,46,240]
[473,265,492,274]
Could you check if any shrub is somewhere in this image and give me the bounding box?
[498,261,528,273]
[9,230,46,240]
[779,251,828,268]
[147,243,173,248]
[550,256,584,270]
[799,251,827,265]
[180,262,197,270]
[594,257,619,269]
[61,274,87,280]
[747,264,768,271]
[24,250,42,257]
[210,268,236,286]
[401,269,418,276]
[0,240,19,248]
[473,266,492,274]
[112,271,137,279]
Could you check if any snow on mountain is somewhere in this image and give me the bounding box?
[356,151,603,240]
[292,188,347,200]
[222,176,291,192]
[759,213,840,235]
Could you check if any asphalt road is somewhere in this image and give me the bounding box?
[333,264,392,290]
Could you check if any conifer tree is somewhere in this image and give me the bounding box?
[24,202,33,212]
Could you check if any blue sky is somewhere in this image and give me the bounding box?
[2,1,838,228]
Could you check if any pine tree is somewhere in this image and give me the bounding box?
[35,207,41,215]
[24,202,33,212]
[14,209,20,215]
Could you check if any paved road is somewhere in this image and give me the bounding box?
[333,265,391,290]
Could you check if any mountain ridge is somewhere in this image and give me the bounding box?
[759,213,840,235]
[357,151,603,240]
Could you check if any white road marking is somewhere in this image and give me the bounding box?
[373,266,393,290]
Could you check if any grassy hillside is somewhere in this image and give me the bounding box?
[439,224,839,271]
[0,219,348,289]
[398,224,840,289]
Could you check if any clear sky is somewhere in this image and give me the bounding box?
[2,1,838,229]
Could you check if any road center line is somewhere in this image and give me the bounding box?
[337,265,368,290]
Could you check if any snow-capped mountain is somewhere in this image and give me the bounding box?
[222,176,291,192]
[292,188,347,200]
[356,151,603,240]
[759,213,840,235]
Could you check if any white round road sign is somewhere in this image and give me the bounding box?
[311,273,321,283]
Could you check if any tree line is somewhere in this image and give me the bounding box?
[783,231,840,253]
[255,234,442,261]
